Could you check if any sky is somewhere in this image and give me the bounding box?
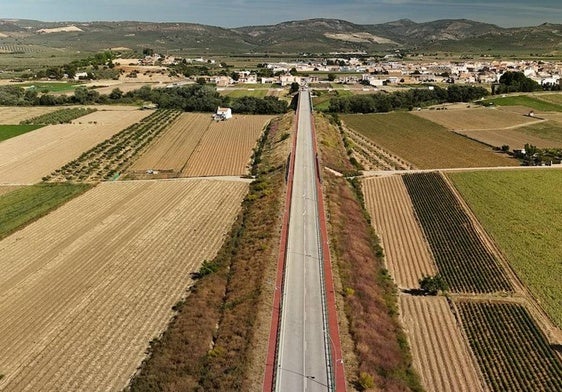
[1,0,561,28]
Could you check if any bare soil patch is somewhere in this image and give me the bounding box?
[0,109,152,184]
[0,107,59,124]
[362,175,436,289]
[0,179,248,391]
[455,128,562,149]
[400,295,486,392]
[413,106,538,131]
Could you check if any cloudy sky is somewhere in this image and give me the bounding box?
[1,0,560,28]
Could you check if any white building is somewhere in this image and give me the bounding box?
[214,107,232,120]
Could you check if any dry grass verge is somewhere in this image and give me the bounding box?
[317,113,423,391]
[128,113,293,391]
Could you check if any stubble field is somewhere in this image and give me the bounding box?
[0,106,59,124]
[181,115,273,177]
[400,295,485,392]
[129,112,211,174]
[362,175,436,288]
[0,109,152,184]
[0,178,248,391]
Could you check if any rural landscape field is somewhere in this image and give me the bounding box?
[2,3,562,391]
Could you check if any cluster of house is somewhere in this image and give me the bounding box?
[115,53,562,88]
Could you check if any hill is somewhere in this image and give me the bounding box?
[0,18,561,56]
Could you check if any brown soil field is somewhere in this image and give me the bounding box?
[0,178,248,391]
[129,112,211,173]
[362,175,436,289]
[399,295,486,392]
[182,115,273,177]
[413,106,538,131]
[0,106,59,124]
[0,109,152,184]
[454,128,562,149]
[0,185,20,196]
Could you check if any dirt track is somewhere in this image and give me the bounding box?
[362,175,436,288]
[0,109,152,184]
[400,295,486,392]
[0,179,247,391]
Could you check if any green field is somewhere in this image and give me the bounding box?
[449,169,562,328]
[535,93,562,106]
[517,121,562,145]
[482,95,562,112]
[0,183,92,240]
[21,82,80,93]
[222,88,268,98]
[342,112,517,169]
[0,124,42,142]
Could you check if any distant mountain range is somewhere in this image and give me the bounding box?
[1,18,561,55]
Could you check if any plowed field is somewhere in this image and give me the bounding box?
[0,107,59,124]
[413,107,538,131]
[0,179,248,391]
[182,115,273,177]
[400,295,485,392]
[130,112,211,173]
[0,109,152,184]
[362,175,436,288]
[454,128,562,149]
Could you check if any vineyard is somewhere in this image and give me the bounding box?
[449,169,562,328]
[456,301,562,392]
[182,115,273,177]
[20,107,96,125]
[128,112,211,176]
[0,109,152,184]
[46,109,181,182]
[362,175,436,288]
[344,126,414,170]
[0,179,248,391]
[342,113,517,169]
[400,295,485,392]
[402,172,512,293]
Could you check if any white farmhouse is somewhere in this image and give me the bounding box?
[214,107,232,120]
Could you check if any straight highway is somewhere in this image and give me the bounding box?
[275,88,332,391]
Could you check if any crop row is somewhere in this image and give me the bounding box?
[44,109,182,183]
[21,108,96,125]
[457,301,562,392]
[344,126,414,170]
[402,172,512,293]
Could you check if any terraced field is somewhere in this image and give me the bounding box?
[0,179,248,391]
[400,295,485,392]
[182,115,273,177]
[457,301,562,392]
[0,109,152,184]
[402,172,512,293]
[362,175,436,288]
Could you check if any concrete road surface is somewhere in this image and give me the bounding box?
[275,89,332,391]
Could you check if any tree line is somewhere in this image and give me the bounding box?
[0,84,289,115]
[328,85,489,113]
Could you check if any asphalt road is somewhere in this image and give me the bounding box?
[275,89,331,391]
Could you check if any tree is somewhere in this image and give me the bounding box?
[419,274,449,295]
[109,88,123,100]
[142,48,154,56]
[289,82,300,94]
[327,73,337,82]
